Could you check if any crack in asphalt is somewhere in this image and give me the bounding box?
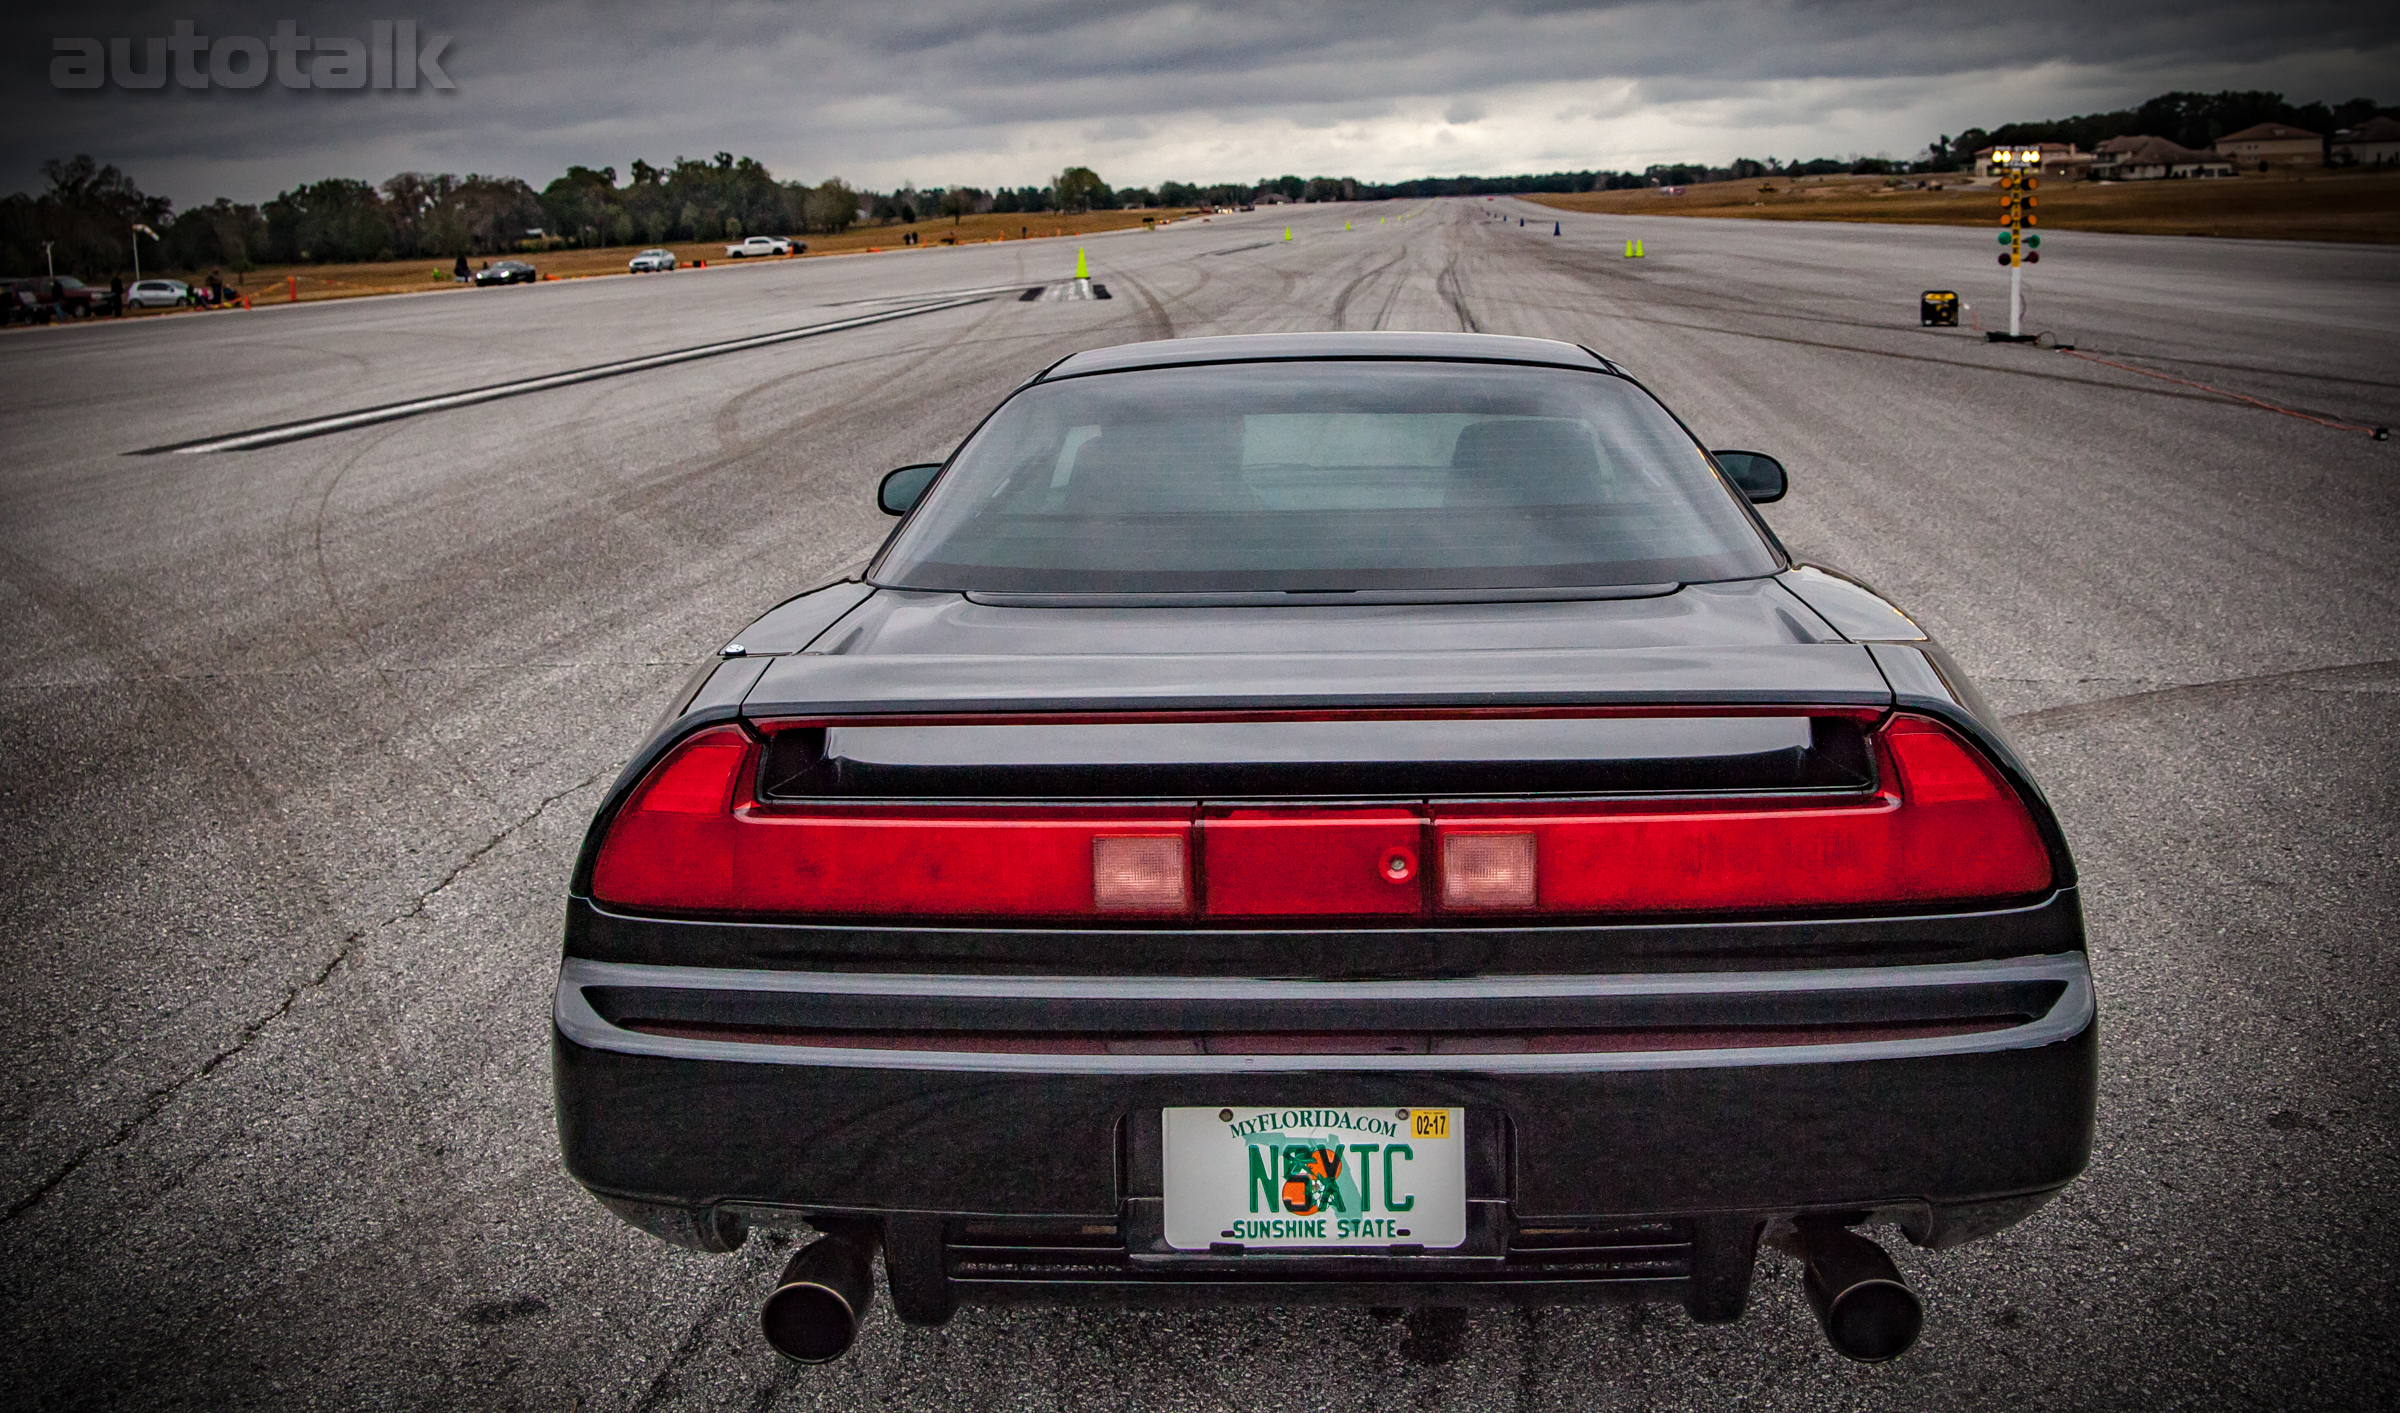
[0,765,611,1227]
[631,1252,774,1413]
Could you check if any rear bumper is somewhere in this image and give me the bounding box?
[554,950,2095,1297]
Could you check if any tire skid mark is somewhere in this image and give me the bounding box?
[1438,253,1481,334]
[1369,240,1416,332]
[1329,250,1408,331]
[294,424,507,813]
[1112,271,1177,341]
[338,309,1006,652]
[2007,658,2400,738]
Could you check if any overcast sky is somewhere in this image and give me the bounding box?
[9,1,2395,206]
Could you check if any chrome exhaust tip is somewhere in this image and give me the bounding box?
[1799,1221,1923,1362]
[760,1231,876,1363]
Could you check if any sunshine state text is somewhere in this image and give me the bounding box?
[1226,1217,1412,1241]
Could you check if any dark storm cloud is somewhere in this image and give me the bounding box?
[6,1,2393,203]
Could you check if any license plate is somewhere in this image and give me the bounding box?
[1161,1106,1466,1250]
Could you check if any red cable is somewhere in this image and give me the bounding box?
[2058,348,2387,437]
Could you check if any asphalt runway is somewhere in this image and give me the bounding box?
[2,198,2396,1410]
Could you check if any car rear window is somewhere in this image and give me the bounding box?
[874,361,1777,592]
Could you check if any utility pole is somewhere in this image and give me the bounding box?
[1992,149,2044,341]
[41,241,54,279]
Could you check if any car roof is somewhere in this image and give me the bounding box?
[1037,331,1613,381]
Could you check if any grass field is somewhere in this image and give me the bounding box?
[1521,168,2400,244]
[126,206,1210,310]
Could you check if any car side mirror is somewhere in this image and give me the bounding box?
[878,463,942,516]
[1713,450,1787,504]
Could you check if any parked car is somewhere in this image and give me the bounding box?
[473,260,540,286]
[123,278,193,310]
[555,331,2095,1369]
[2,278,58,323]
[628,248,678,273]
[724,235,798,258]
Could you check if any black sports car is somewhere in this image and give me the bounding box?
[554,331,2094,1367]
[473,260,540,286]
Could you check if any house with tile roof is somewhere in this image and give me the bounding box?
[2214,122,2323,168]
[2090,135,2234,181]
[2332,116,2400,168]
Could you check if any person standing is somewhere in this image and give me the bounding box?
[110,273,125,316]
[454,252,469,282]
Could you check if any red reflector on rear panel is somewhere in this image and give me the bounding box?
[1441,833,1537,910]
[1093,835,1189,913]
[1201,808,1423,916]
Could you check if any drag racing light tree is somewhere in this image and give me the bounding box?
[1994,148,2045,339]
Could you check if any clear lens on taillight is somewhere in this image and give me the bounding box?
[1093,835,1188,912]
[1441,833,1536,910]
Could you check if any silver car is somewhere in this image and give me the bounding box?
[628,248,677,273]
[125,278,192,309]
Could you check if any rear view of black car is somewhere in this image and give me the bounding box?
[554,331,2094,1367]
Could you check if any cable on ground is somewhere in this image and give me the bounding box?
[2057,348,2390,439]
[1957,299,2386,440]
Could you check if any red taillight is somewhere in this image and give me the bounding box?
[1430,715,2051,913]
[588,714,2052,919]
[1877,715,2058,900]
[589,725,755,911]
[592,727,1195,917]
[731,811,1189,917]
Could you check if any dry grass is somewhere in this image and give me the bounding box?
[148,207,1211,309]
[1521,168,2400,244]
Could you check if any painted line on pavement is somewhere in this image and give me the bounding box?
[130,293,997,455]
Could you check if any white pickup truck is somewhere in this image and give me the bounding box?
[724,235,797,257]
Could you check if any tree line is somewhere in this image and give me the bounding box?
[8,87,2391,281]
[0,152,873,281]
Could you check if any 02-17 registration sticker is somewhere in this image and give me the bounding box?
[1161,1107,1466,1250]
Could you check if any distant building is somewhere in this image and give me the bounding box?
[1971,143,2093,179]
[2090,135,2234,181]
[2214,122,2323,169]
[2333,116,2400,167]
